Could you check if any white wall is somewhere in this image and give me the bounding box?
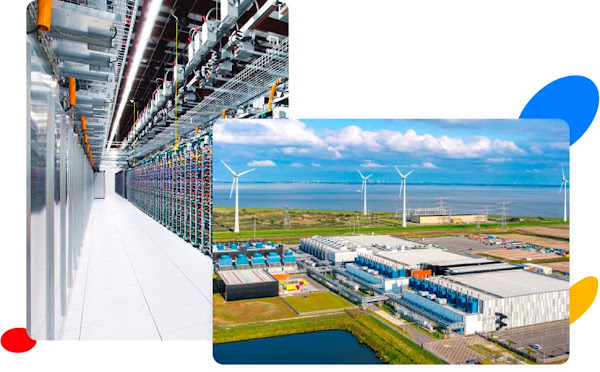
[481,290,570,332]
[101,167,119,196]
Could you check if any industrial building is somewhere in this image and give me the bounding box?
[410,214,487,225]
[25,0,288,340]
[211,241,297,271]
[404,270,569,334]
[300,235,569,335]
[299,234,429,264]
[216,269,279,301]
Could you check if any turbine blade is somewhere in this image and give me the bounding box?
[366,174,373,179]
[229,178,236,199]
[238,168,255,177]
[406,170,414,177]
[360,180,364,193]
[220,159,236,176]
[357,170,365,179]
[558,181,564,195]
[394,165,403,177]
[399,180,404,198]
[562,165,565,180]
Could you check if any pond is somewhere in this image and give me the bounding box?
[213,330,384,364]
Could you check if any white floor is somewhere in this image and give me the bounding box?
[58,194,213,340]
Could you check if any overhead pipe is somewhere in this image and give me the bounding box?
[121,0,276,152]
[222,108,228,119]
[69,77,76,106]
[84,134,88,144]
[81,116,87,131]
[36,0,52,32]
[267,78,283,110]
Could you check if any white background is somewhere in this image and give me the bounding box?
[1,0,599,370]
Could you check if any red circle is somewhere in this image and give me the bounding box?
[1,328,37,353]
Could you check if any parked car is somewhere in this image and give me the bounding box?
[530,344,542,350]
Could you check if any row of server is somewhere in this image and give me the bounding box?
[115,169,127,198]
[126,133,213,252]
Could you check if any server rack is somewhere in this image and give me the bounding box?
[125,133,212,253]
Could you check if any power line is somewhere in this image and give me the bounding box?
[483,205,490,221]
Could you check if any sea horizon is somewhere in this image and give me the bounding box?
[213,183,568,217]
[213,181,562,188]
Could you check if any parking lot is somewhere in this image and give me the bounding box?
[423,236,492,256]
[485,320,569,362]
[423,335,526,364]
[423,336,486,364]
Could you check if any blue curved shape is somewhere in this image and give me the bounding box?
[520,76,599,145]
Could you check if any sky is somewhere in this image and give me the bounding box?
[213,119,569,185]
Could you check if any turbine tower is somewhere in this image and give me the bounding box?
[357,170,372,215]
[394,166,414,227]
[221,159,255,233]
[559,165,569,222]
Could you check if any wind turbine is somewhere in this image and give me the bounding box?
[221,159,255,233]
[559,165,569,222]
[394,166,414,227]
[357,170,372,216]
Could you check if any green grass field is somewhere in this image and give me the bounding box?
[213,294,297,326]
[212,206,567,242]
[214,309,444,364]
[282,292,354,313]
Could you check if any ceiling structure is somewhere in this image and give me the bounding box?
[114,0,289,144]
[28,0,138,168]
[30,0,289,169]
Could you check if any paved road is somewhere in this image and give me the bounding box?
[370,307,436,346]
[424,335,488,364]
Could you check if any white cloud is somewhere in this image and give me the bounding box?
[485,157,512,163]
[216,119,526,160]
[410,162,438,169]
[290,163,303,168]
[525,169,542,174]
[215,119,325,146]
[324,126,525,159]
[281,147,311,155]
[421,162,438,169]
[247,160,276,167]
[360,160,385,168]
[549,141,569,150]
[529,146,543,155]
[311,162,321,167]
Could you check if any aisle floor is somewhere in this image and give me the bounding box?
[58,194,213,340]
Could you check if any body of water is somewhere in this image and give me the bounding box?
[214,183,566,218]
[213,330,382,364]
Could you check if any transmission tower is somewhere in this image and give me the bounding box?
[475,208,486,229]
[497,202,510,229]
[283,206,291,229]
[483,205,491,221]
[435,197,449,215]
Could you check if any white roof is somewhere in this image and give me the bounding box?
[430,270,569,299]
[339,235,425,249]
[378,248,493,268]
[219,269,276,285]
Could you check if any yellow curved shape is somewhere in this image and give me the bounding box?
[570,276,598,324]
